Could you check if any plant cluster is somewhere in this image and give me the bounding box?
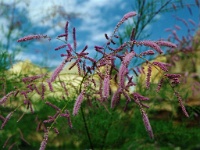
[0,11,191,149]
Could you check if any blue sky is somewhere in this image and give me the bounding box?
[1,0,199,69]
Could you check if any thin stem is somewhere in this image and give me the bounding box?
[77,71,94,149]
[81,106,94,149]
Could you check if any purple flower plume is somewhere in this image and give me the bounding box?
[113,11,137,35]
[111,88,122,108]
[140,50,155,56]
[156,78,164,92]
[55,44,67,51]
[0,91,14,105]
[73,91,85,116]
[73,27,77,50]
[1,112,13,129]
[103,74,110,99]
[133,92,149,101]
[121,11,137,22]
[123,51,135,65]
[65,21,69,41]
[146,65,152,89]
[17,34,50,42]
[39,130,49,150]
[139,41,163,54]
[142,110,154,139]
[174,92,189,117]
[45,101,61,111]
[49,61,66,82]
[118,63,127,88]
[153,62,171,72]
[22,74,47,83]
[118,51,135,88]
[155,41,177,48]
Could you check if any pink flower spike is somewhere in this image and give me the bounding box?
[67,44,73,52]
[1,112,13,129]
[174,25,181,30]
[17,34,50,42]
[111,88,122,108]
[155,41,177,48]
[165,74,181,79]
[73,91,85,116]
[140,41,163,54]
[122,11,137,22]
[39,131,48,150]
[153,62,171,72]
[22,74,47,83]
[47,80,54,92]
[123,51,135,65]
[45,101,60,111]
[156,78,164,92]
[133,92,149,101]
[103,74,110,99]
[174,92,189,117]
[188,19,196,26]
[65,21,69,41]
[0,91,14,105]
[55,44,67,51]
[118,63,127,88]
[142,110,154,139]
[146,65,152,89]
[50,61,66,82]
[94,45,104,50]
[113,12,136,35]
[73,27,77,50]
[140,50,155,56]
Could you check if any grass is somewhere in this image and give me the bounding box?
[1,95,200,149]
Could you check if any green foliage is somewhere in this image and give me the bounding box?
[1,96,200,149]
